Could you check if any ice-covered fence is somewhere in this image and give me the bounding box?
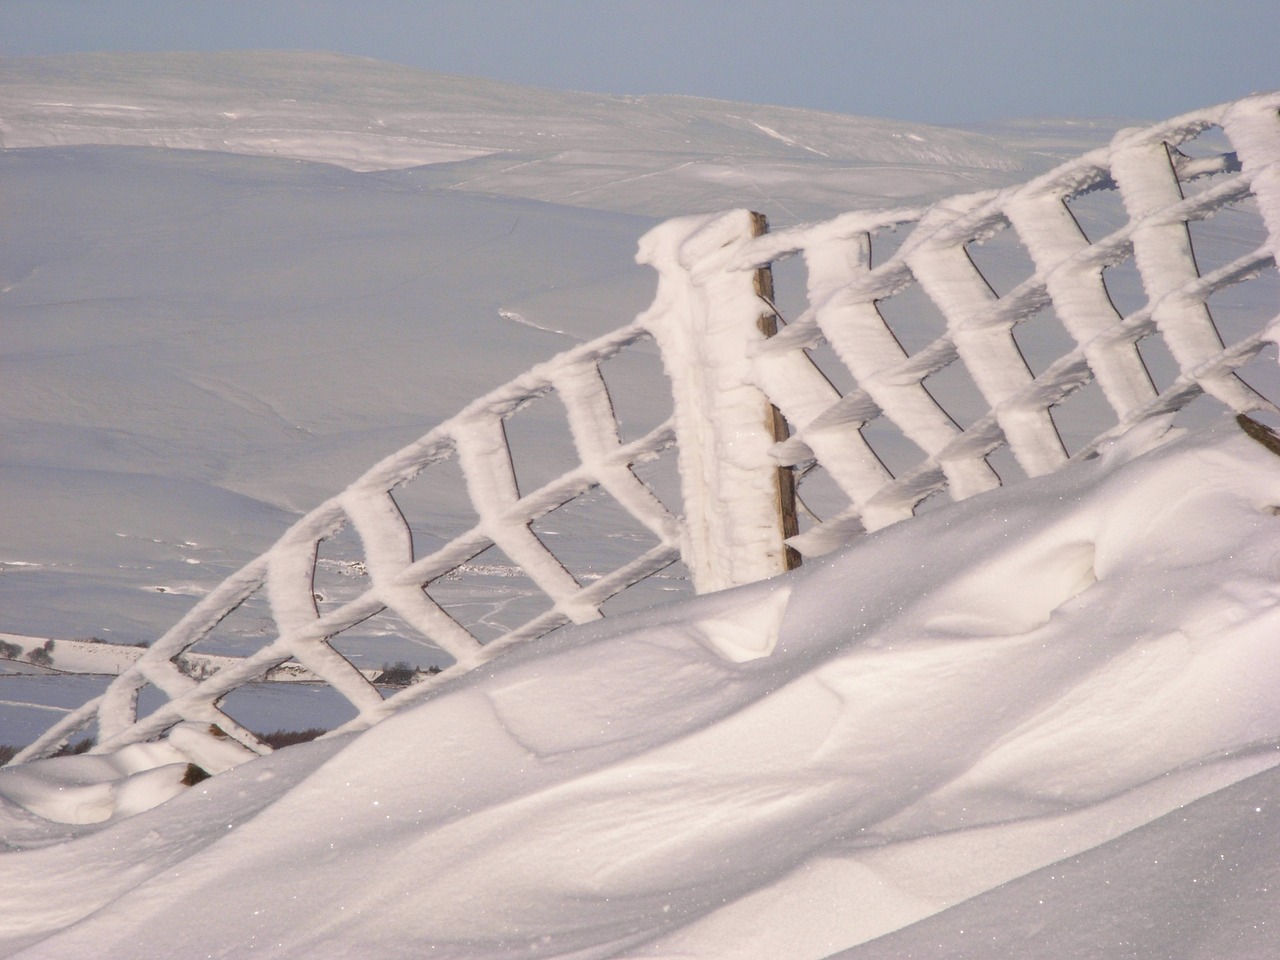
[12,321,693,768]
[11,92,1280,771]
[710,91,1280,556]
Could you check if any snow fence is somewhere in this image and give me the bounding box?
[12,92,1280,771]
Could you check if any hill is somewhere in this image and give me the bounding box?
[2,51,1277,959]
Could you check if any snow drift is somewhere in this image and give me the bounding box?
[3,417,1280,958]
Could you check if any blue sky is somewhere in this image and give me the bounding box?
[2,0,1277,125]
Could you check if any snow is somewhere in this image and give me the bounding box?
[3,418,1280,957]
[0,740,190,827]
[0,51,1045,220]
[3,49,1280,958]
[638,210,796,591]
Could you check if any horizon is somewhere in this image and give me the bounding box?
[2,0,1277,126]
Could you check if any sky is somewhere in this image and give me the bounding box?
[1,0,1277,126]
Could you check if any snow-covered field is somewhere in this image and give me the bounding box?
[2,51,1279,958]
[0,52,1112,653]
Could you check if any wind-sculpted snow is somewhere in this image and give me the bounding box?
[2,419,1279,958]
[9,94,1280,788]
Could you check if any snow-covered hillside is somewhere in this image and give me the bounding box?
[3,51,1279,958]
[4,418,1280,959]
[0,51,1053,219]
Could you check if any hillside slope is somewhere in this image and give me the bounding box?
[2,418,1279,958]
[0,50,1058,219]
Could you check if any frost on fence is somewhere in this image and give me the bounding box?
[14,324,689,766]
[734,93,1280,556]
[12,92,1280,771]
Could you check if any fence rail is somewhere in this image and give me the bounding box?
[12,92,1280,771]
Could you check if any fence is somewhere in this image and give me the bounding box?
[12,92,1280,771]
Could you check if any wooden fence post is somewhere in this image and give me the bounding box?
[637,209,800,593]
[750,212,802,572]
